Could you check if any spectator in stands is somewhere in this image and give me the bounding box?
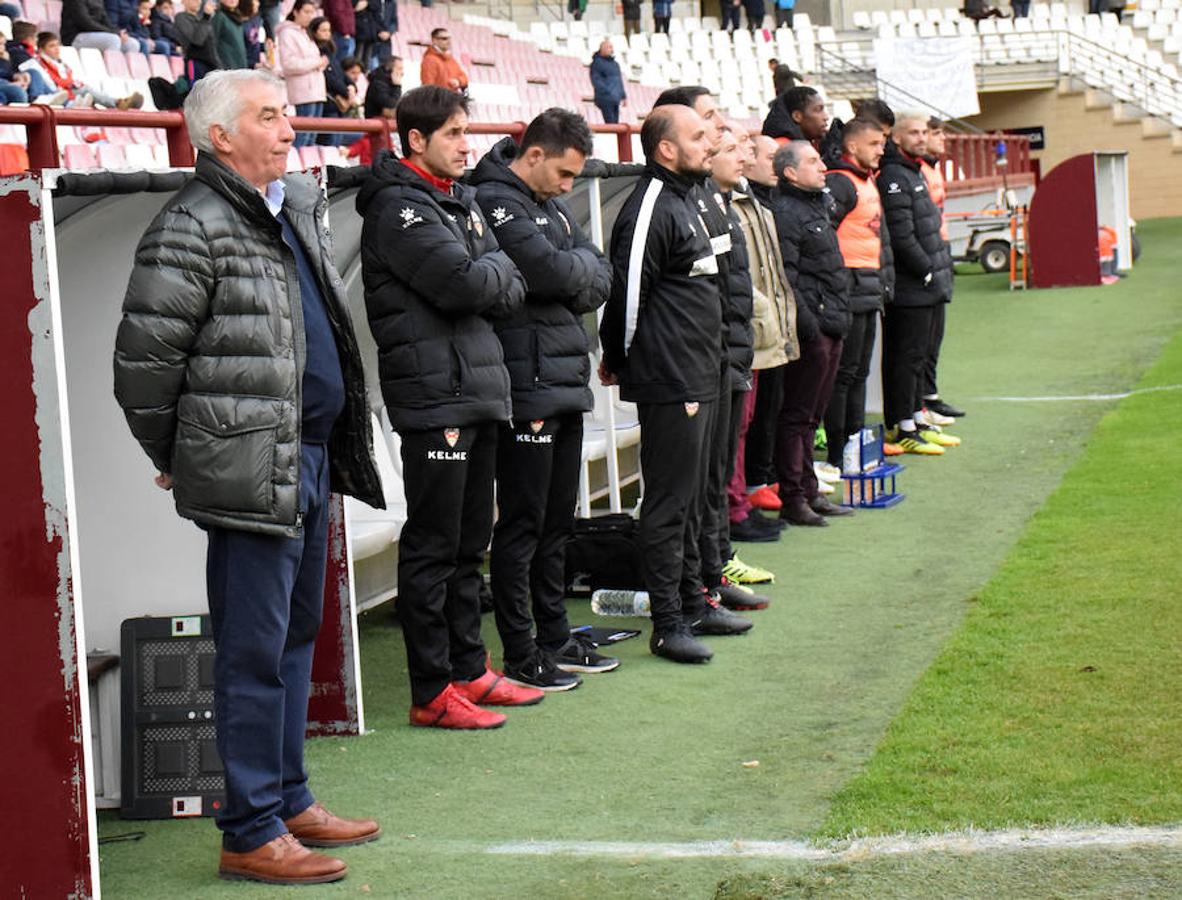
[61,0,140,52]
[311,15,355,145]
[356,85,536,729]
[235,0,266,69]
[354,0,397,71]
[722,0,742,33]
[105,0,137,48]
[600,105,736,664]
[8,23,63,102]
[652,0,671,33]
[877,113,957,455]
[772,63,797,95]
[471,109,617,690]
[150,0,186,55]
[124,0,174,56]
[0,2,21,19]
[568,0,587,20]
[763,84,827,144]
[590,39,625,125]
[258,0,279,40]
[918,118,965,423]
[963,0,1007,20]
[115,69,383,886]
[176,0,222,81]
[729,132,798,551]
[770,139,852,526]
[743,0,765,31]
[342,55,366,102]
[363,53,400,118]
[621,0,641,41]
[276,0,327,147]
[822,118,887,475]
[27,31,143,107]
[1011,0,1030,17]
[419,26,466,94]
[7,20,38,67]
[0,46,31,106]
[321,0,354,63]
[213,0,248,69]
[773,0,795,29]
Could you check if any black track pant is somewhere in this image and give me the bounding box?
[683,368,730,602]
[881,305,935,428]
[397,422,497,706]
[637,399,714,632]
[489,413,582,666]
[775,333,843,503]
[745,364,785,488]
[922,302,947,400]
[824,310,878,467]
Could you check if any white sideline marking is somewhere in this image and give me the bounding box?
[975,384,1182,403]
[487,825,1182,861]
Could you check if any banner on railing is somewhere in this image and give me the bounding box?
[873,37,980,119]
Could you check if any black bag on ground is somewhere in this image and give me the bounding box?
[564,513,646,594]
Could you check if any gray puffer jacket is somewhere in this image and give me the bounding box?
[114,152,384,537]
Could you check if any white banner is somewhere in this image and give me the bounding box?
[873,37,980,119]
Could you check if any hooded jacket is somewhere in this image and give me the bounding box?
[732,185,798,371]
[356,152,526,432]
[114,153,384,537]
[771,181,851,341]
[470,137,612,420]
[878,140,953,307]
[600,163,723,404]
[761,95,804,142]
[720,189,755,392]
[825,157,886,315]
[589,51,626,107]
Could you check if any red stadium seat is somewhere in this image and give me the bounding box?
[103,50,130,78]
[62,144,98,170]
[168,56,183,78]
[104,126,133,144]
[126,52,152,80]
[131,127,163,144]
[96,144,127,168]
[298,146,323,168]
[148,54,172,79]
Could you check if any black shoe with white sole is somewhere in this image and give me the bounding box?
[551,634,620,674]
[925,397,965,418]
[650,624,714,663]
[503,652,582,692]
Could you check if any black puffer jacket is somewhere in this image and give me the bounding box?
[114,153,383,537]
[762,96,804,142]
[880,207,896,305]
[356,152,526,431]
[61,0,118,44]
[721,190,755,392]
[600,163,723,404]
[470,137,612,420]
[878,140,953,307]
[771,181,851,341]
[825,159,886,315]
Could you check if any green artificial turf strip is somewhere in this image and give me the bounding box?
[819,324,1182,838]
[96,218,1182,898]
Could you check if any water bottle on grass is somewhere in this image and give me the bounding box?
[590,589,651,617]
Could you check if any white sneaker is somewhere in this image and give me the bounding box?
[922,407,955,427]
[814,461,842,483]
[33,90,71,107]
[816,478,834,494]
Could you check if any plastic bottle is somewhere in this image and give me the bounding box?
[590,589,651,617]
[842,434,861,475]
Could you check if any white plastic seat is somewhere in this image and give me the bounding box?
[852,10,871,29]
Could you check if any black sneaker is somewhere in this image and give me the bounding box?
[729,513,781,543]
[552,634,621,674]
[925,397,965,418]
[685,591,754,635]
[503,653,582,692]
[649,623,713,663]
[748,509,788,531]
[716,578,770,611]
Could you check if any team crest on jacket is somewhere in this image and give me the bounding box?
[530,419,544,433]
[491,206,513,226]
[887,182,901,194]
[444,428,460,447]
[400,207,425,228]
[470,209,484,236]
[713,192,725,212]
[685,402,700,417]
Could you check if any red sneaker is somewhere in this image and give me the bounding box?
[453,669,545,707]
[409,684,506,729]
[748,486,782,511]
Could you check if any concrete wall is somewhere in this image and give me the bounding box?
[966,87,1182,220]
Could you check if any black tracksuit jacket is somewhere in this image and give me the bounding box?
[356,152,526,432]
[469,137,613,421]
[771,181,851,342]
[877,141,953,308]
[600,164,723,404]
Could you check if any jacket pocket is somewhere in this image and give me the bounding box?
[173,395,282,516]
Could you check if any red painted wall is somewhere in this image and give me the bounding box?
[0,182,93,896]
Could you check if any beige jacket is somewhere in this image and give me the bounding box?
[733,186,799,369]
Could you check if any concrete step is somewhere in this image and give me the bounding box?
[1111,102,1146,124]
[1141,116,1175,138]
[1084,87,1115,110]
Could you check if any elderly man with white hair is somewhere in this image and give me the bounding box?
[113,69,385,885]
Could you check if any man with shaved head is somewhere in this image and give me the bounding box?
[600,104,750,663]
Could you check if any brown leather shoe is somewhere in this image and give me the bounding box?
[218,833,346,885]
[285,801,382,847]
